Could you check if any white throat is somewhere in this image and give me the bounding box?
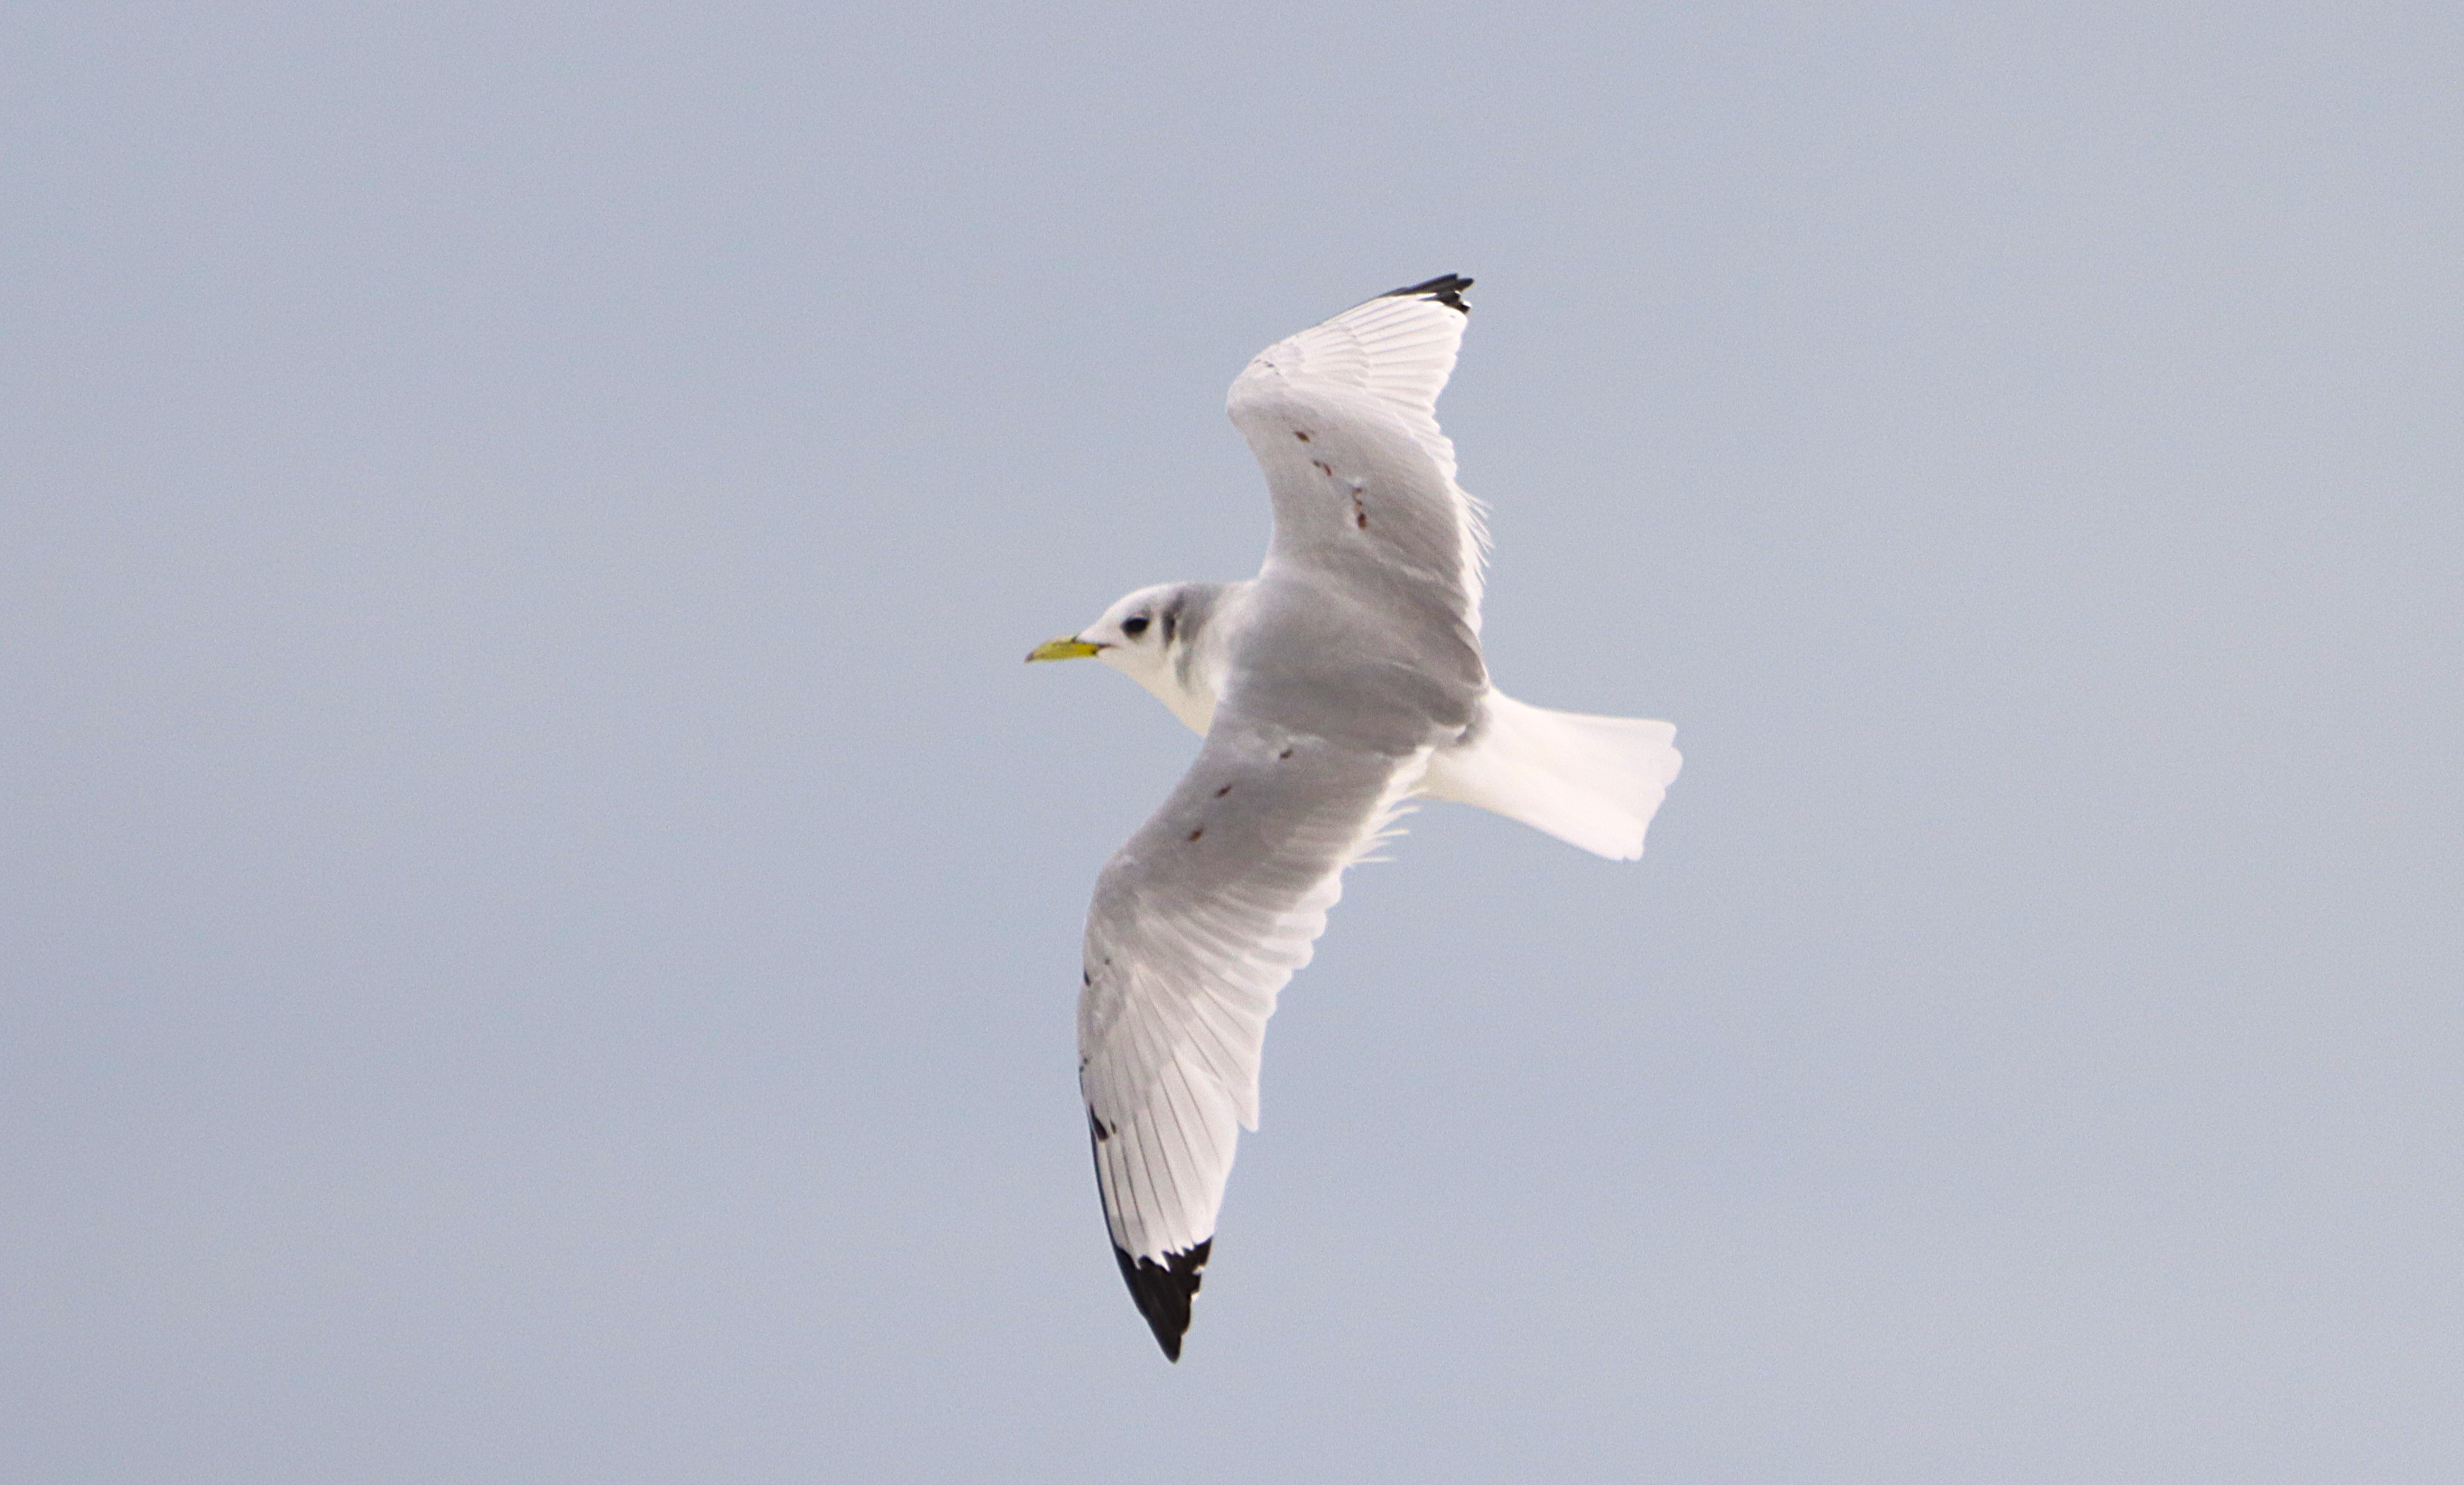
[1132,655,1220,735]
[1104,583,1246,736]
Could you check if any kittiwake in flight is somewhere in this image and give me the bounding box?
[1028,275,1682,1360]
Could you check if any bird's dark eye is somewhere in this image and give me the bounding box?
[1121,615,1150,637]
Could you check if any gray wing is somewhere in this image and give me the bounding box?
[1226,275,1490,637]
[1078,707,1428,1359]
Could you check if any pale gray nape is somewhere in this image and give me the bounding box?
[1162,582,1229,697]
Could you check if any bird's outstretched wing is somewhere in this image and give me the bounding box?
[1226,275,1490,636]
[1078,709,1429,1360]
[1078,277,1492,1361]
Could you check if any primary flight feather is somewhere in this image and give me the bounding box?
[1028,276,1682,1359]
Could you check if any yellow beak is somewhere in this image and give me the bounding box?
[1026,635,1104,663]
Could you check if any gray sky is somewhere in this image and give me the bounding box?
[4,2,2460,1479]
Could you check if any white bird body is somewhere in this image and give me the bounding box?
[1112,588,1678,860]
[1030,276,1680,1359]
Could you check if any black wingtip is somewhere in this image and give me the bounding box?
[1383,273,1472,313]
[1113,1239,1211,1362]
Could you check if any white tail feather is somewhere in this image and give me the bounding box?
[1418,692,1682,860]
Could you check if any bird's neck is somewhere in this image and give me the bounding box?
[1129,581,1246,736]
[1132,638,1222,736]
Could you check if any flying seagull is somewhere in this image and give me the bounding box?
[1028,275,1681,1360]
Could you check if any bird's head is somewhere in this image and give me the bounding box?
[1026,583,1189,683]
